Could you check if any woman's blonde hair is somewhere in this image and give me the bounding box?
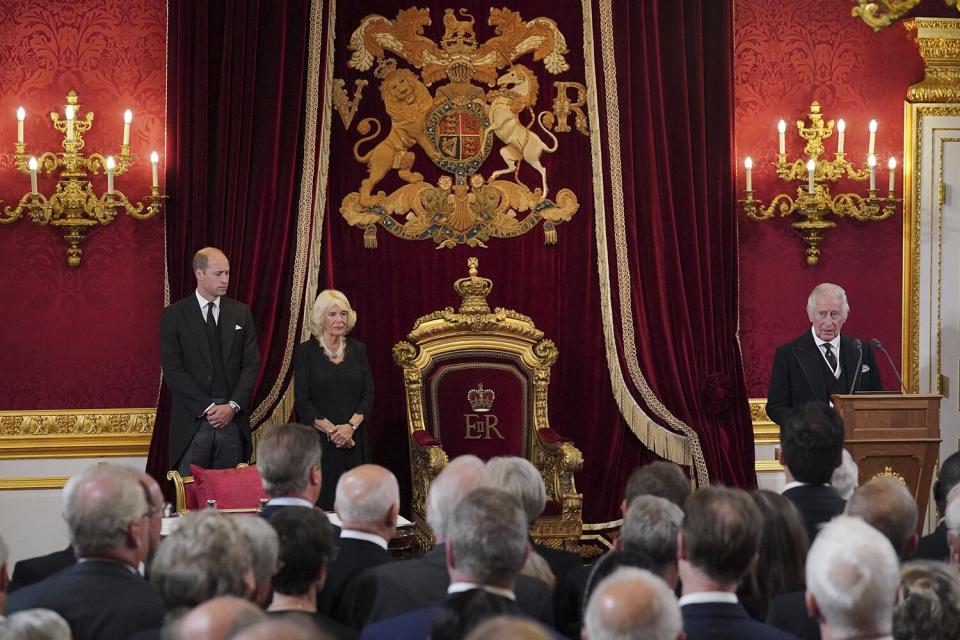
[310,289,357,337]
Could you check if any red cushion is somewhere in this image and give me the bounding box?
[190,465,267,509]
[184,482,200,510]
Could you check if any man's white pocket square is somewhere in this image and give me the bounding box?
[235,324,243,330]
[861,364,871,372]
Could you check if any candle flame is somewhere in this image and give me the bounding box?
[869,119,877,133]
[124,109,133,124]
[777,120,786,134]
[150,151,159,163]
[868,154,877,167]
[28,156,38,171]
[837,119,845,133]
[106,156,116,171]
[888,157,896,170]
[17,107,25,121]
[744,157,753,169]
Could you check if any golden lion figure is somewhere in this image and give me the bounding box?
[353,68,439,206]
[485,65,559,200]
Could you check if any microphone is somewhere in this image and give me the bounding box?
[870,339,907,394]
[848,338,863,394]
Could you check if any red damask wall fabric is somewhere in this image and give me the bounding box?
[0,2,166,410]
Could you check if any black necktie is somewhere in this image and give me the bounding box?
[823,343,837,375]
[206,301,217,331]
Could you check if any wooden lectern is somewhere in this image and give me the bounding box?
[832,393,941,532]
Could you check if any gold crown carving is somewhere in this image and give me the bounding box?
[454,257,493,314]
[373,57,398,79]
[467,383,495,412]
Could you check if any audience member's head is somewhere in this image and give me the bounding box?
[738,490,808,620]
[806,516,899,639]
[231,516,279,608]
[622,461,690,511]
[464,615,551,640]
[429,589,517,640]
[583,567,683,640]
[520,551,555,592]
[933,451,960,518]
[780,403,845,484]
[150,511,254,612]
[269,507,335,597]
[845,477,918,558]
[427,455,488,539]
[618,495,683,588]
[256,423,323,502]
[231,617,326,640]
[0,608,72,640]
[679,485,761,589]
[63,464,151,566]
[177,596,265,640]
[334,464,399,541]
[581,549,658,616]
[945,485,960,565]
[446,487,528,588]
[893,560,960,640]
[486,457,546,527]
[831,448,859,500]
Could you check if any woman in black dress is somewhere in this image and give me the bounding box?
[294,289,374,510]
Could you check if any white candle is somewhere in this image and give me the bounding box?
[778,120,786,155]
[744,157,753,192]
[106,156,115,193]
[65,105,75,140]
[123,109,132,146]
[888,157,896,193]
[28,156,38,194]
[150,151,159,188]
[868,154,877,191]
[807,159,815,194]
[836,118,845,154]
[868,119,877,156]
[17,107,25,144]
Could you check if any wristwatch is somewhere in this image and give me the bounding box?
[228,401,240,414]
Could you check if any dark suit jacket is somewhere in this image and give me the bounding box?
[532,541,580,592]
[766,332,882,427]
[555,562,591,638]
[8,545,76,593]
[766,591,820,640]
[341,544,554,630]
[782,484,845,542]
[682,601,799,640]
[160,294,260,466]
[319,536,394,623]
[5,559,164,640]
[912,522,949,562]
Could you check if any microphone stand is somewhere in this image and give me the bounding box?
[848,338,863,394]
[870,339,907,394]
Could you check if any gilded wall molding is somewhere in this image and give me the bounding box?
[0,476,69,491]
[0,409,154,459]
[905,18,960,103]
[749,398,780,444]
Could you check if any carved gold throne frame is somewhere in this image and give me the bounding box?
[393,258,584,552]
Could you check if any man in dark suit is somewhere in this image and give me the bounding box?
[361,488,559,640]
[161,247,260,475]
[319,464,397,623]
[678,486,795,640]
[766,283,882,428]
[583,567,683,640]
[342,456,554,629]
[257,423,324,518]
[913,451,960,562]
[779,403,847,542]
[8,546,75,593]
[5,464,164,640]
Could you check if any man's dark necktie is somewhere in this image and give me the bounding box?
[823,343,838,375]
[206,301,217,333]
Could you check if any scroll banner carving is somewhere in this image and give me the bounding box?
[338,7,589,248]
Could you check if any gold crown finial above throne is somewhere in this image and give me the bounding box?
[454,257,493,314]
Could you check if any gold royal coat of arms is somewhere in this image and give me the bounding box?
[337,7,589,249]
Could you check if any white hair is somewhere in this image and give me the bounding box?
[0,609,72,640]
[620,496,683,574]
[63,464,146,552]
[584,567,682,640]
[335,468,399,525]
[486,456,546,526]
[831,449,860,500]
[426,455,488,538]
[946,494,960,532]
[310,289,357,338]
[232,515,279,584]
[806,516,899,637]
[807,282,850,320]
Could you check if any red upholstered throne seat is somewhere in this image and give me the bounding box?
[166,464,267,514]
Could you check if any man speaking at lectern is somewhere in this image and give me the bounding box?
[766,283,883,427]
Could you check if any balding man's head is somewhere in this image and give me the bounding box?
[138,472,164,555]
[177,596,265,640]
[845,477,918,557]
[584,567,683,640]
[231,618,325,640]
[193,247,230,300]
[335,464,399,539]
[427,455,488,538]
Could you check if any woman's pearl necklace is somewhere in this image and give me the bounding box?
[322,335,344,360]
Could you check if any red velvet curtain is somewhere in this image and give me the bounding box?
[147,0,322,489]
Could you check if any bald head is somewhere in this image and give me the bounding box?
[193,247,230,300]
[231,618,325,640]
[845,477,918,557]
[335,464,399,538]
[138,472,164,553]
[177,596,265,640]
[427,455,489,538]
[584,567,682,640]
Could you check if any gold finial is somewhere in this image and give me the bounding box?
[468,257,478,276]
[454,257,493,314]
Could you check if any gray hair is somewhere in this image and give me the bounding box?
[807,282,850,320]
[946,492,960,532]
[257,423,322,498]
[845,477,918,556]
[806,515,899,637]
[620,495,683,575]
[831,449,859,500]
[427,455,488,538]
[232,515,279,585]
[447,488,528,584]
[584,567,682,640]
[310,289,357,337]
[63,463,146,552]
[0,609,72,640]
[150,511,253,611]
[335,468,399,525]
[486,457,546,526]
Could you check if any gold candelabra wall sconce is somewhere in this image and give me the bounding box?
[1,90,165,267]
[740,100,900,266]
